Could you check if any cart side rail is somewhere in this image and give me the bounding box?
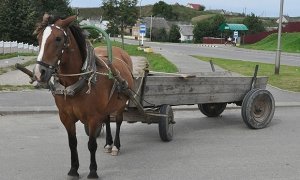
[141,76,268,106]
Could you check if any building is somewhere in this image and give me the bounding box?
[178,24,194,42]
[79,19,109,30]
[132,17,171,38]
[276,15,300,24]
[187,3,202,10]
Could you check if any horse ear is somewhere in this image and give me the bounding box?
[42,13,50,23]
[56,15,77,27]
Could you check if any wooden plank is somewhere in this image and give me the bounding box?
[148,71,234,77]
[145,76,268,86]
[142,92,247,106]
[131,56,148,78]
[140,76,267,106]
[144,84,253,95]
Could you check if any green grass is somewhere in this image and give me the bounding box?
[93,40,178,73]
[0,58,36,75]
[193,55,300,92]
[0,53,36,60]
[242,32,300,53]
[0,85,34,91]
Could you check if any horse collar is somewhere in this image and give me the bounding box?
[49,42,98,97]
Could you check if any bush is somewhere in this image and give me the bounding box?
[169,25,181,43]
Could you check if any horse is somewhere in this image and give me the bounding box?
[33,13,134,179]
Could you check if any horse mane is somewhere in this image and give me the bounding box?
[34,14,87,61]
[69,25,87,61]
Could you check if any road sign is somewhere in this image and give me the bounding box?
[140,24,146,35]
[233,31,239,38]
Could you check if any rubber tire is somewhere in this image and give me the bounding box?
[158,105,174,142]
[198,103,227,117]
[241,89,275,129]
[84,124,102,138]
[241,88,260,121]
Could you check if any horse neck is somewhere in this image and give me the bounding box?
[59,29,84,86]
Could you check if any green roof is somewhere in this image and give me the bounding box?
[219,23,249,31]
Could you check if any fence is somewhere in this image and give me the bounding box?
[0,41,39,54]
[203,22,300,45]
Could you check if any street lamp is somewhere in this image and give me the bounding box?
[275,0,284,75]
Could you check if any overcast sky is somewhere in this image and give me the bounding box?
[69,0,299,17]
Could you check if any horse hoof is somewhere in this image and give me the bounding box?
[104,144,112,153]
[68,168,79,177]
[87,170,99,179]
[111,146,120,156]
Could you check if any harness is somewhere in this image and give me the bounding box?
[49,41,98,96]
[37,24,132,100]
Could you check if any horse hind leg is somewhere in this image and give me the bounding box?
[111,113,123,156]
[104,115,113,153]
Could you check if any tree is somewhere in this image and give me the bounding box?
[210,14,226,36]
[169,25,180,43]
[35,0,73,18]
[102,0,138,48]
[199,5,205,11]
[0,0,37,43]
[243,13,265,34]
[193,14,225,43]
[151,27,168,42]
[152,1,177,20]
[193,21,212,43]
[0,0,73,44]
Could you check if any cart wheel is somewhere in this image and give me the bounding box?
[241,88,259,121]
[242,89,275,129]
[84,124,102,138]
[159,105,174,142]
[198,103,227,117]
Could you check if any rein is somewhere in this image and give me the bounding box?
[37,24,129,99]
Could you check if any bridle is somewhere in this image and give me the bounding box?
[36,24,69,74]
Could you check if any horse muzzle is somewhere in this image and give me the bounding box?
[33,63,54,83]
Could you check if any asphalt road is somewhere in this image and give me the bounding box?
[1,107,300,180]
[119,38,300,67]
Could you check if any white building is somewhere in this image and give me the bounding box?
[178,25,194,42]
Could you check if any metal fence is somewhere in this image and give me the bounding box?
[0,41,39,54]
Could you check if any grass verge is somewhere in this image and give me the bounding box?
[241,32,300,53]
[0,57,36,91]
[0,53,37,60]
[193,55,300,92]
[93,40,178,73]
[0,85,35,91]
[0,59,36,75]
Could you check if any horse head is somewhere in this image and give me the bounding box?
[33,13,77,83]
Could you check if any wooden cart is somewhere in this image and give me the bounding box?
[87,58,275,142]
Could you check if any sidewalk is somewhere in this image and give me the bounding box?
[1,55,300,115]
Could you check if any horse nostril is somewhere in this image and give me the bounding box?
[40,69,46,77]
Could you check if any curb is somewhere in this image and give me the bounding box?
[0,106,58,115]
[1,102,300,115]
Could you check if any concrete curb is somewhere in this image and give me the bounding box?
[1,102,300,115]
[0,106,58,115]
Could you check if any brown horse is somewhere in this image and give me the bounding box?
[33,14,133,179]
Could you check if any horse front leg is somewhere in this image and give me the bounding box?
[87,119,99,179]
[67,131,79,177]
[111,113,123,156]
[62,121,79,177]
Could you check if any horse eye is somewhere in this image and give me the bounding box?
[56,37,62,42]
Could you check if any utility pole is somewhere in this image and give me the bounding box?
[138,0,143,46]
[139,0,142,18]
[275,0,284,75]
